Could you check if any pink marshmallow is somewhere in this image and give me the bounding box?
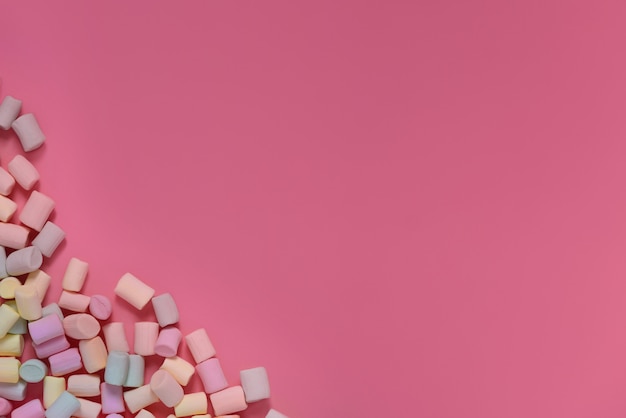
[101,383,125,414]
[0,166,16,196]
[0,222,30,249]
[58,290,91,312]
[7,154,39,191]
[209,386,248,416]
[134,322,159,356]
[49,347,82,376]
[28,312,65,345]
[151,293,179,327]
[154,326,182,357]
[63,313,101,340]
[89,294,112,320]
[19,190,55,232]
[32,334,70,359]
[185,328,217,364]
[196,358,228,394]
[150,369,184,407]
[9,398,43,418]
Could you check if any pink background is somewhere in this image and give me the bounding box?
[2,1,626,417]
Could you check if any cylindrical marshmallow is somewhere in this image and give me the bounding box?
[0,166,15,196]
[41,302,64,321]
[101,383,124,414]
[174,392,208,417]
[240,366,270,402]
[0,96,21,130]
[58,290,91,312]
[25,270,52,302]
[88,294,112,320]
[124,354,144,388]
[45,390,80,418]
[114,273,155,310]
[10,398,44,418]
[0,303,19,338]
[134,322,159,356]
[122,384,159,413]
[185,328,217,364]
[19,190,54,231]
[0,396,12,416]
[0,357,20,384]
[102,322,130,353]
[161,356,195,386]
[0,276,20,299]
[0,245,7,278]
[19,359,48,383]
[104,351,129,386]
[0,334,24,356]
[0,195,17,222]
[155,326,182,357]
[79,337,108,374]
[68,374,101,397]
[14,284,42,320]
[152,293,179,327]
[32,334,70,359]
[7,154,39,190]
[6,246,43,276]
[63,313,101,340]
[62,257,88,292]
[28,312,64,344]
[49,348,82,376]
[32,221,66,257]
[196,358,228,394]
[43,376,66,409]
[74,398,101,418]
[209,386,248,416]
[0,223,30,249]
[136,410,155,418]
[0,379,27,401]
[12,113,45,152]
[150,369,184,407]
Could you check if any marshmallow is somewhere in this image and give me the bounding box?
[25,270,52,302]
[28,312,65,344]
[49,348,82,376]
[102,322,130,353]
[124,354,145,388]
[0,246,7,278]
[43,376,66,409]
[32,221,66,257]
[6,246,43,276]
[10,398,44,418]
[0,96,21,129]
[155,326,182,357]
[122,384,159,414]
[196,358,228,394]
[160,356,195,386]
[12,113,45,152]
[136,410,155,418]
[58,290,91,312]
[32,334,70,359]
[101,382,124,414]
[67,374,101,397]
[0,303,19,338]
[0,396,12,416]
[14,284,42,320]
[173,392,208,417]
[6,301,27,335]
[7,154,39,190]
[63,313,101,340]
[19,359,48,383]
[0,222,30,249]
[60,257,88,292]
[45,391,80,418]
[88,294,112,320]
[104,351,129,386]
[114,272,154,310]
[240,366,270,402]
[0,166,15,196]
[74,398,102,418]
[0,379,26,401]
[150,369,184,407]
[0,195,17,222]
[20,190,55,231]
[0,357,20,383]
[185,328,216,364]
[134,322,159,356]
[209,386,248,416]
[79,337,108,374]
[0,334,24,356]
[152,293,179,327]
[0,276,20,299]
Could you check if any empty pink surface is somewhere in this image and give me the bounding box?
[3,1,626,417]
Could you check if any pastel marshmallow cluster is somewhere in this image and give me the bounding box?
[0,79,289,417]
